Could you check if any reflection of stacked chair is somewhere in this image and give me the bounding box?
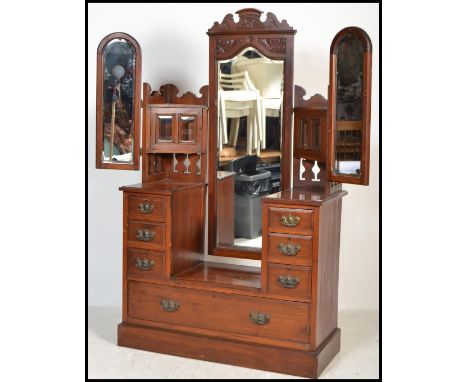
[233,57,284,149]
[218,71,262,155]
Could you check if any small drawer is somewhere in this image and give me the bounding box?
[128,194,166,222]
[127,249,164,281]
[267,264,311,300]
[127,282,310,344]
[268,207,314,235]
[127,220,165,251]
[268,233,313,267]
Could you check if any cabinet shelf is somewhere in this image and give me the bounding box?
[173,261,261,291]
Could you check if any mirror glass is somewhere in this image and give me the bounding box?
[158,115,174,142]
[299,117,320,151]
[101,39,136,164]
[334,35,364,176]
[216,47,284,250]
[179,115,197,143]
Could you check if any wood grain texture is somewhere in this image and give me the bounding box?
[118,323,341,378]
[127,281,309,344]
[268,206,314,236]
[315,196,343,347]
[126,249,164,281]
[267,264,311,299]
[267,233,313,267]
[216,174,235,246]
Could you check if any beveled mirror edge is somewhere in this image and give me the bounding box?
[327,26,372,186]
[96,32,142,171]
[207,10,295,258]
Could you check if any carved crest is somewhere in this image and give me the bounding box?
[294,85,328,109]
[145,83,208,106]
[208,8,295,34]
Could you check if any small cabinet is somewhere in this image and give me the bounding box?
[150,107,202,151]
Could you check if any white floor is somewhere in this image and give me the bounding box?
[234,236,262,248]
[88,307,379,379]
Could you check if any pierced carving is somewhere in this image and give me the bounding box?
[208,8,294,34]
[257,38,286,54]
[294,85,328,109]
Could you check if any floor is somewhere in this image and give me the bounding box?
[88,307,379,379]
[234,236,262,248]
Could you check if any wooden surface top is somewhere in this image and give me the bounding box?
[174,261,261,291]
[120,180,205,195]
[263,188,347,206]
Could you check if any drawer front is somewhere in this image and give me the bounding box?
[127,249,164,281]
[268,207,314,235]
[267,264,311,300]
[127,282,310,344]
[268,233,313,266]
[127,220,165,251]
[128,194,166,222]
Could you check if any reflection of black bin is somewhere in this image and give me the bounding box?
[224,155,272,239]
[234,171,271,239]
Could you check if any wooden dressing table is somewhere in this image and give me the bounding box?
[96,8,372,378]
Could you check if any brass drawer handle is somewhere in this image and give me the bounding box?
[136,229,155,242]
[278,243,300,256]
[281,213,301,227]
[134,257,154,271]
[137,201,154,214]
[278,275,300,289]
[249,311,270,325]
[160,299,180,312]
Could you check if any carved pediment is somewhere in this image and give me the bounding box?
[146,83,208,106]
[294,85,328,109]
[208,8,295,35]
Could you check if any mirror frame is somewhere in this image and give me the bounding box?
[96,32,142,170]
[207,9,296,259]
[328,26,372,185]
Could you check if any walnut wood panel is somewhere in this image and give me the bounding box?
[168,186,204,277]
[267,233,313,267]
[173,262,260,291]
[268,207,314,235]
[267,264,311,300]
[328,27,372,185]
[126,249,164,281]
[314,196,343,347]
[96,32,141,171]
[118,323,340,379]
[216,174,235,246]
[294,86,327,109]
[127,220,165,251]
[127,281,309,344]
[127,194,166,222]
[207,8,295,258]
[147,83,208,106]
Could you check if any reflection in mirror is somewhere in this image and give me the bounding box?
[216,47,284,250]
[335,35,364,175]
[158,115,173,142]
[180,115,197,143]
[101,39,136,164]
[299,118,321,151]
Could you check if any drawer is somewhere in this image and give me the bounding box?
[127,220,165,251]
[127,282,310,344]
[128,194,166,222]
[267,264,311,300]
[268,233,313,266]
[127,249,164,281]
[268,207,314,235]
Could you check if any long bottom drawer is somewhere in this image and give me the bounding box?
[127,281,310,344]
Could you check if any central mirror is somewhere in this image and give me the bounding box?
[216,47,284,250]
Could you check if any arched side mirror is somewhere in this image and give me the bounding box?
[328,27,372,185]
[96,32,141,170]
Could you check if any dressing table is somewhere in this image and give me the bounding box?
[95,8,372,378]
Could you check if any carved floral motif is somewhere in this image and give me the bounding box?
[257,38,286,54]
